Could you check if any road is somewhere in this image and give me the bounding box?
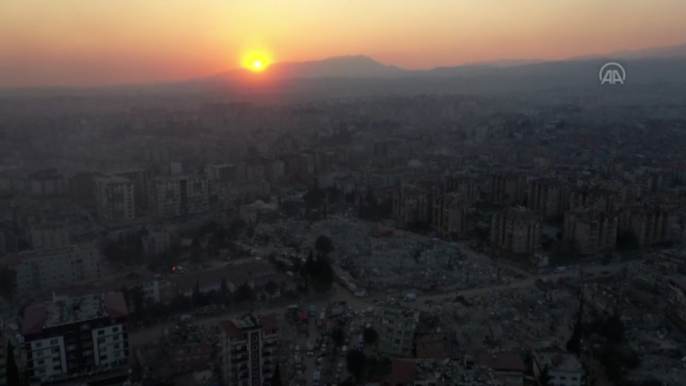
[129,261,626,347]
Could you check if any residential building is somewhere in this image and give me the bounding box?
[95,176,136,224]
[393,187,430,227]
[568,188,618,213]
[379,308,420,357]
[444,173,479,202]
[29,223,71,252]
[491,207,542,256]
[533,352,585,386]
[491,172,526,206]
[528,178,567,219]
[221,313,279,386]
[14,244,101,295]
[563,208,618,255]
[142,227,171,258]
[148,176,210,219]
[21,292,129,384]
[30,169,68,196]
[432,193,474,239]
[476,352,527,386]
[113,168,151,213]
[619,204,674,247]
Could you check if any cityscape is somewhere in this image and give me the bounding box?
[2,2,686,386]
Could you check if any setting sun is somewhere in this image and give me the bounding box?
[242,50,272,73]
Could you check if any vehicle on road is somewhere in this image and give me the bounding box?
[555,266,567,273]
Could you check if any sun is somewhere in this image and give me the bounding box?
[242,51,272,73]
[251,60,264,71]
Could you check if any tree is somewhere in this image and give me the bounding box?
[0,266,16,300]
[270,364,283,386]
[130,285,146,315]
[332,327,345,347]
[538,366,552,386]
[315,235,334,256]
[363,327,379,347]
[308,255,335,292]
[346,349,367,381]
[234,283,254,303]
[264,280,279,296]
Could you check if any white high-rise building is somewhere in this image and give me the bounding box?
[95,176,136,224]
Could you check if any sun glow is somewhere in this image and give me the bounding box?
[242,51,272,72]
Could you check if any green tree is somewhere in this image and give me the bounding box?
[234,283,254,303]
[309,255,335,292]
[315,235,334,256]
[346,349,367,381]
[363,327,379,346]
[270,364,283,386]
[538,366,551,386]
[332,327,345,347]
[264,280,279,296]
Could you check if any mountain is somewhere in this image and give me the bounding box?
[572,43,686,61]
[213,55,407,81]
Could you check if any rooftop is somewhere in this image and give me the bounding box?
[536,352,583,373]
[222,313,278,339]
[22,292,128,336]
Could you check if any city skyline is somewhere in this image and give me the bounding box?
[2,0,686,87]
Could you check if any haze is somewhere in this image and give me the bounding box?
[1,0,686,87]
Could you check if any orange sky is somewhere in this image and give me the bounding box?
[1,0,685,87]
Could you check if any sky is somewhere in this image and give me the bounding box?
[1,0,685,87]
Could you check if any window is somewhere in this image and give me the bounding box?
[52,348,59,354]
[98,330,105,335]
[98,338,105,344]
[112,326,119,332]
[50,339,58,345]
[35,342,43,348]
[37,360,44,365]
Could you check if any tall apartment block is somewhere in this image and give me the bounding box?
[491,207,542,256]
[148,176,209,219]
[14,243,101,295]
[21,292,129,384]
[563,208,618,255]
[221,313,279,386]
[378,308,420,357]
[528,178,567,219]
[95,176,136,224]
[491,172,526,206]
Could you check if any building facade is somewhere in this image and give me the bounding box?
[14,244,101,295]
[379,308,420,357]
[491,207,542,256]
[563,208,618,255]
[95,176,136,224]
[148,176,210,219]
[221,313,279,386]
[21,292,129,384]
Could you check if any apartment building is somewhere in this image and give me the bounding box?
[443,173,479,202]
[528,178,567,219]
[148,176,210,219]
[379,308,420,357]
[476,352,527,386]
[14,244,100,295]
[29,169,68,196]
[95,176,136,224]
[491,207,542,256]
[142,226,171,258]
[112,168,151,213]
[29,223,71,252]
[563,208,618,255]
[490,172,526,206]
[21,292,129,384]
[432,192,474,239]
[221,313,279,386]
[533,352,586,386]
[393,187,430,227]
[619,204,674,247]
[568,188,618,213]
